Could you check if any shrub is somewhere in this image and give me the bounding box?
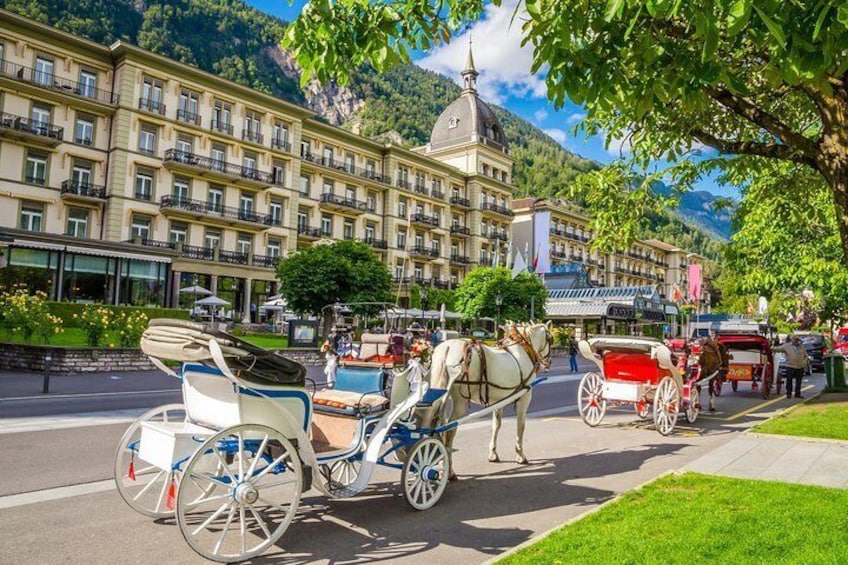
[75,306,114,347]
[111,310,150,348]
[48,303,189,328]
[0,289,64,343]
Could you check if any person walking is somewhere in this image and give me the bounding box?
[568,338,579,373]
[431,326,442,348]
[774,335,809,399]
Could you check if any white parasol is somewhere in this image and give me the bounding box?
[195,295,230,323]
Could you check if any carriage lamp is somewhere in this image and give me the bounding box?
[495,292,503,338]
[418,287,428,326]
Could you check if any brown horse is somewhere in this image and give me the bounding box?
[694,337,730,411]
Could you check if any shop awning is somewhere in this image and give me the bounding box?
[65,245,171,263]
[546,303,614,319]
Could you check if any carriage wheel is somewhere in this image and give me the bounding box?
[578,372,607,427]
[653,377,680,436]
[634,399,650,420]
[712,378,722,396]
[685,385,700,424]
[114,403,187,518]
[762,372,773,400]
[320,459,361,493]
[776,374,783,396]
[402,437,450,511]
[176,424,302,563]
[731,380,738,392]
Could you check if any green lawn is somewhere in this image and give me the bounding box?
[754,393,848,441]
[238,334,289,349]
[2,329,288,349]
[500,472,848,565]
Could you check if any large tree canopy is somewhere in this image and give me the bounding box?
[276,240,392,317]
[285,1,848,264]
[454,267,548,322]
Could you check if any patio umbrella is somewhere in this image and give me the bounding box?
[440,303,447,325]
[179,285,213,296]
[196,295,230,323]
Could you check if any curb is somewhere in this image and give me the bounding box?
[745,431,848,446]
[479,469,678,565]
[743,387,824,437]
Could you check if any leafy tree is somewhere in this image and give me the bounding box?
[284,1,848,264]
[408,285,457,311]
[454,267,548,323]
[276,241,392,331]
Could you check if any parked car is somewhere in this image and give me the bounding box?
[794,332,828,372]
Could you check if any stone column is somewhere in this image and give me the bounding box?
[171,270,182,308]
[210,275,218,296]
[242,278,253,324]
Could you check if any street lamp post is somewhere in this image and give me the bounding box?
[495,291,503,339]
[419,286,428,328]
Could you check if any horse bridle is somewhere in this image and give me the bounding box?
[506,324,553,372]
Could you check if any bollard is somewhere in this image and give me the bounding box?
[42,354,52,394]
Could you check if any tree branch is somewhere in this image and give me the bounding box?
[705,86,819,157]
[691,128,819,169]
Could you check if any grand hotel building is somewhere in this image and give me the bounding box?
[0,10,696,322]
[0,10,513,320]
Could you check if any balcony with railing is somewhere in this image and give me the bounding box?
[163,149,274,188]
[138,98,166,115]
[0,60,117,105]
[551,249,568,260]
[242,128,263,144]
[0,113,63,146]
[127,239,279,269]
[411,212,440,228]
[319,193,367,214]
[210,119,234,136]
[159,195,277,230]
[60,179,107,201]
[450,225,471,237]
[177,108,201,126]
[363,237,388,249]
[271,137,292,153]
[409,245,440,259]
[481,202,514,217]
[253,254,279,269]
[432,190,445,200]
[450,253,472,264]
[396,179,412,191]
[297,225,322,239]
[300,152,388,184]
[414,183,429,196]
[450,195,471,208]
[219,250,250,265]
[485,227,509,241]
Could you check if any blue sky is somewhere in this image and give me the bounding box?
[248,0,731,198]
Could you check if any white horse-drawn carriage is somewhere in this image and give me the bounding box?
[115,319,552,562]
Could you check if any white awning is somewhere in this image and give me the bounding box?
[11,239,65,251]
[65,245,171,263]
[546,302,611,318]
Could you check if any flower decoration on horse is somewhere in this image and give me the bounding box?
[320,340,336,355]
[409,339,433,364]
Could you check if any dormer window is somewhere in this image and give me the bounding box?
[448,117,459,129]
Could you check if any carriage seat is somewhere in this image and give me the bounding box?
[313,366,389,416]
[340,333,404,367]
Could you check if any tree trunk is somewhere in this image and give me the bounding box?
[829,171,848,266]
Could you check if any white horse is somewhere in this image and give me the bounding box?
[420,321,553,478]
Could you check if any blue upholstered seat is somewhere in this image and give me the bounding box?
[333,367,386,395]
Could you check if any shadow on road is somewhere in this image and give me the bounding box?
[237,442,689,564]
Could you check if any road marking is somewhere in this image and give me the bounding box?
[0,409,144,434]
[0,479,115,510]
[1,389,180,402]
[724,384,815,422]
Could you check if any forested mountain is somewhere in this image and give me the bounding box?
[0,0,729,256]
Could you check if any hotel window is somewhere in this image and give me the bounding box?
[451,243,459,256]
[395,261,404,280]
[297,211,308,231]
[25,151,48,184]
[398,198,407,218]
[66,208,89,238]
[172,178,190,203]
[212,101,232,133]
[272,161,285,186]
[343,219,354,240]
[415,172,425,188]
[208,186,224,213]
[365,159,376,178]
[169,222,188,244]
[30,105,51,133]
[75,114,94,145]
[130,215,151,240]
[242,152,257,174]
[71,162,92,189]
[19,202,43,232]
[397,166,409,187]
[344,153,355,173]
[204,229,221,249]
[365,224,375,241]
[272,122,289,150]
[267,239,281,258]
[414,233,424,248]
[79,70,97,99]
[269,199,283,225]
[321,215,332,236]
[345,185,356,202]
[366,192,376,212]
[414,265,423,280]
[178,89,200,124]
[300,138,311,158]
[239,193,255,216]
[211,144,226,169]
[237,234,252,255]
[34,56,54,86]
[134,169,153,200]
[322,146,334,165]
[141,77,164,113]
[299,174,311,195]
[323,179,334,195]
[138,123,157,154]
[432,238,441,254]
[397,229,406,249]
[0,43,4,64]
[176,134,193,155]
[243,110,262,143]
[432,178,442,193]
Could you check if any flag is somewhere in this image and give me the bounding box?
[505,238,513,269]
[670,283,684,304]
[687,263,702,303]
[492,242,499,267]
[511,250,528,279]
[531,244,541,272]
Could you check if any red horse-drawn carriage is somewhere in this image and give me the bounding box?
[713,333,778,399]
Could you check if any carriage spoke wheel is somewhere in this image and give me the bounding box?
[176,424,302,563]
[685,385,700,424]
[762,373,773,400]
[653,377,680,436]
[402,437,450,511]
[578,372,607,427]
[114,403,187,518]
[320,459,361,493]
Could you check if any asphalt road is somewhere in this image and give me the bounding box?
[0,361,826,564]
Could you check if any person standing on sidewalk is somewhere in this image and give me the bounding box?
[568,339,579,373]
[774,335,809,399]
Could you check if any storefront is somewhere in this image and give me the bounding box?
[545,286,670,337]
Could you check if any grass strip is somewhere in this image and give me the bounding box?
[754,394,848,440]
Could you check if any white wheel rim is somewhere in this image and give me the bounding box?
[686,386,700,423]
[578,373,606,427]
[323,459,361,492]
[176,424,302,562]
[653,378,679,435]
[114,404,186,518]
[402,438,449,511]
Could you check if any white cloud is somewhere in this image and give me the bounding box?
[566,112,586,125]
[417,0,546,104]
[602,129,633,157]
[544,128,567,144]
[534,109,549,123]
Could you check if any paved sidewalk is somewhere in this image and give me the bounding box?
[685,432,848,489]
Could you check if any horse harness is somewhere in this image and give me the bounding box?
[452,327,552,406]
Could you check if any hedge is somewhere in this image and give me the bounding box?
[47,303,190,328]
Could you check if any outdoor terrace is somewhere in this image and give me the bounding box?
[163,149,279,188]
[159,195,278,229]
[0,113,63,146]
[60,179,107,202]
[127,239,278,269]
[0,61,117,105]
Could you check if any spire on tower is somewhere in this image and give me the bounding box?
[461,34,479,93]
